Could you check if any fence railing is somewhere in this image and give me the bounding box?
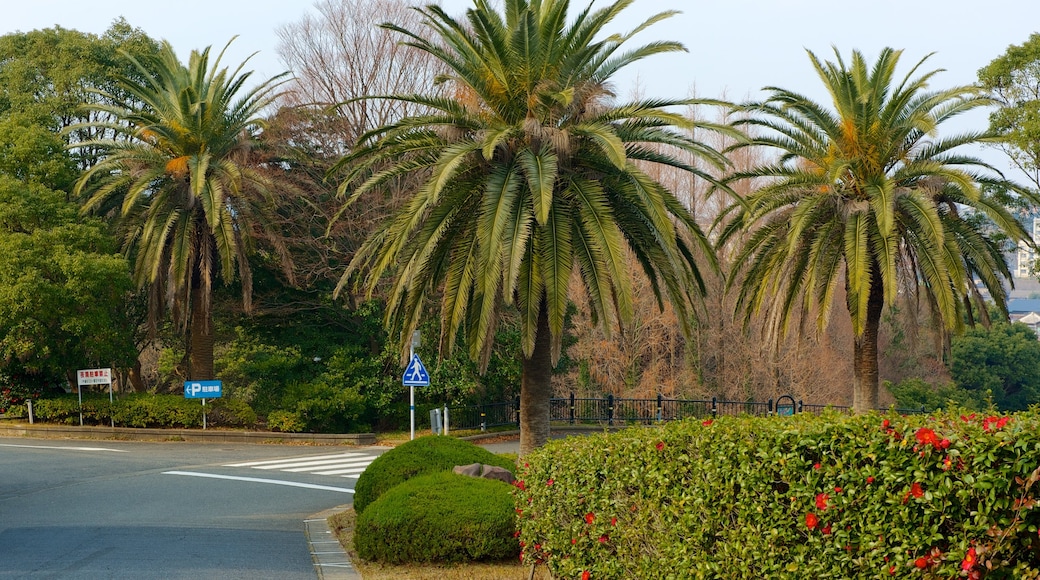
[441,393,924,432]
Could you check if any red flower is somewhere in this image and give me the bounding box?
[915,427,940,449]
[702,419,713,426]
[547,479,554,486]
[888,565,896,575]
[962,547,977,571]
[598,535,609,544]
[821,524,832,535]
[882,419,891,429]
[939,438,951,449]
[866,476,875,484]
[813,462,821,470]
[513,530,521,538]
[833,486,842,494]
[610,517,617,526]
[815,493,829,511]
[515,480,526,491]
[585,512,595,525]
[582,571,591,580]
[805,513,819,530]
[915,557,928,569]
[572,538,577,545]
[911,482,924,498]
[655,441,665,451]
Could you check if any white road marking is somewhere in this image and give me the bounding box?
[224,452,366,468]
[0,443,128,453]
[163,471,355,493]
[223,451,377,478]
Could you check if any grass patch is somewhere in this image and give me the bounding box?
[329,507,550,580]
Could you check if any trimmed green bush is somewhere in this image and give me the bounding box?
[354,435,515,514]
[354,471,518,563]
[516,411,1040,579]
[32,394,258,429]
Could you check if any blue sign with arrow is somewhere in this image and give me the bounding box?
[402,353,430,386]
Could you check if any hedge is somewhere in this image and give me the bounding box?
[515,411,1040,579]
[353,435,516,514]
[32,394,257,429]
[354,471,518,563]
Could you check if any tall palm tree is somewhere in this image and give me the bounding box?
[719,47,1034,413]
[332,0,733,454]
[73,40,288,380]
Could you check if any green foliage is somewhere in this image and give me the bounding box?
[215,329,308,414]
[353,435,516,515]
[885,378,989,412]
[978,33,1040,190]
[266,409,306,433]
[517,412,1040,579]
[354,471,518,564]
[0,177,136,380]
[951,322,1040,411]
[273,380,366,433]
[32,393,257,429]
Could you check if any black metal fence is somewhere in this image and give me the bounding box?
[444,393,924,432]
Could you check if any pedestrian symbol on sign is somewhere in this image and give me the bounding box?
[402,353,430,386]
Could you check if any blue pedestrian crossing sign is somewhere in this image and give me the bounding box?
[402,353,431,386]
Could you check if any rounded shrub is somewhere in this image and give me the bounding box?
[353,435,515,514]
[354,471,518,563]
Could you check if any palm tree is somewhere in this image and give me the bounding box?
[719,47,1034,413]
[73,40,288,380]
[332,0,733,454]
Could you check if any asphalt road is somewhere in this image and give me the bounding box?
[0,437,387,579]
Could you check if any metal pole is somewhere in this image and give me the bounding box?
[78,384,83,427]
[443,405,449,436]
[202,398,207,430]
[109,380,114,428]
[27,399,33,425]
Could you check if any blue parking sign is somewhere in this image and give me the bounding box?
[184,380,222,399]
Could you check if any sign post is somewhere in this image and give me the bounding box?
[184,380,222,429]
[403,331,429,441]
[77,368,112,427]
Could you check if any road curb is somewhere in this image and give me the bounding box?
[306,505,361,580]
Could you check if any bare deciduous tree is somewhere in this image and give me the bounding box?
[276,0,443,150]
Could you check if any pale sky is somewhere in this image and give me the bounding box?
[5,0,1040,175]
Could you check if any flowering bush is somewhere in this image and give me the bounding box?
[515,411,1040,579]
[0,371,49,414]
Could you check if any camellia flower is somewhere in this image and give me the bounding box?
[805,513,819,530]
[821,524,832,535]
[867,476,875,484]
[962,547,977,571]
[815,493,829,511]
[915,557,928,569]
[547,479,554,486]
[813,462,822,470]
[585,512,595,525]
[598,535,608,543]
[655,441,665,451]
[915,427,940,449]
[582,571,591,580]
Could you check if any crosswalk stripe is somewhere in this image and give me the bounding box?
[282,460,373,473]
[224,452,366,468]
[223,451,378,479]
[312,468,366,477]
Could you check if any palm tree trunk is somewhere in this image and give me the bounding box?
[519,300,552,457]
[188,284,215,380]
[852,277,884,413]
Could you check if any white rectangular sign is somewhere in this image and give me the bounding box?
[77,368,112,386]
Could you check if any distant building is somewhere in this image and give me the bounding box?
[1016,218,1040,278]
